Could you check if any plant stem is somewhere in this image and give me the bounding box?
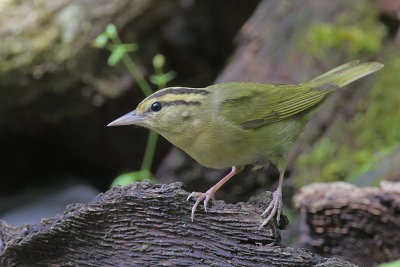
[140,130,159,171]
[122,56,153,96]
[110,33,153,97]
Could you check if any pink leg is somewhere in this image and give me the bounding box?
[259,170,284,229]
[187,166,241,221]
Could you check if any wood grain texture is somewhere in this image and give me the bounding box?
[0,181,354,266]
[295,181,400,266]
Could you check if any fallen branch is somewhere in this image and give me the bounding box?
[0,181,353,266]
[295,181,400,266]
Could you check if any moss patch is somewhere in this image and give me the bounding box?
[299,1,386,59]
[293,0,395,188]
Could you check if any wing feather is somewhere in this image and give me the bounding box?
[212,82,331,129]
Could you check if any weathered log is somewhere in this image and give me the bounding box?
[0,181,354,266]
[295,181,400,266]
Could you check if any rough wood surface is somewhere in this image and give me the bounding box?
[0,181,354,266]
[295,181,400,266]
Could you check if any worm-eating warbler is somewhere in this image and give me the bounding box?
[108,61,383,229]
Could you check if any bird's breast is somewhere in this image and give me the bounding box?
[160,117,305,170]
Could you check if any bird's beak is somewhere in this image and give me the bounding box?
[107,110,145,126]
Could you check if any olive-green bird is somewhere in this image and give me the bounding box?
[108,60,383,229]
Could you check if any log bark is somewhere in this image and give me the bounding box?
[0,181,354,266]
[295,181,400,266]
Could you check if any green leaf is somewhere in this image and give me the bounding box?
[150,71,176,86]
[149,75,162,86]
[108,45,125,66]
[120,43,138,53]
[92,33,108,48]
[380,259,400,267]
[164,71,177,82]
[111,170,156,187]
[107,44,138,66]
[152,54,166,69]
[105,23,117,39]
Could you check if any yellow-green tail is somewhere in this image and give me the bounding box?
[307,60,383,88]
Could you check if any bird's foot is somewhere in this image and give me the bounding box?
[259,189,282,229]
[187,189,215,221]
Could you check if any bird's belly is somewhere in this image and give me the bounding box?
[181,129,278,169]
[193,121,303,168]
[163,119,303,169]
[186,143,254,169]
[187,141,255,169]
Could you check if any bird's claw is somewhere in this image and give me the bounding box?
[186,192,202,201]
[187,190,215,221]
[259,189,282,229]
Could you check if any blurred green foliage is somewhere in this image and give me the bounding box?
[297,53,400,187]
[303,22,385,59]
[300,2,386,59]
[107,44,138,66]
[93,24,176,187]
[150,54,176,88]
[380,259,400,267]
[294,1,395,188]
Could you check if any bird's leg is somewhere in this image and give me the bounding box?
[259,169,284,229]
[187,166,242,221]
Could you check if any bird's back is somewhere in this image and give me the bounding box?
[192,82,327,168]
[160,61,383,169]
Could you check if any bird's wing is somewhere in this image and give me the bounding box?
[214,82,335,129]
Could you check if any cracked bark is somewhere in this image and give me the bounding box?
[0,181,353,266]
[295,181,400,266]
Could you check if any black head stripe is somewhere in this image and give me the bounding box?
[146,100,201,113]
[163,100,201,106]
[147,88,210,100]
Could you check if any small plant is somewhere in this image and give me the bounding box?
[93,23,176,186]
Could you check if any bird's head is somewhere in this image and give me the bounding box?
[107,87,211,137]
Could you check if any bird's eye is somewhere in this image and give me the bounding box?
[151,101,162,112]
